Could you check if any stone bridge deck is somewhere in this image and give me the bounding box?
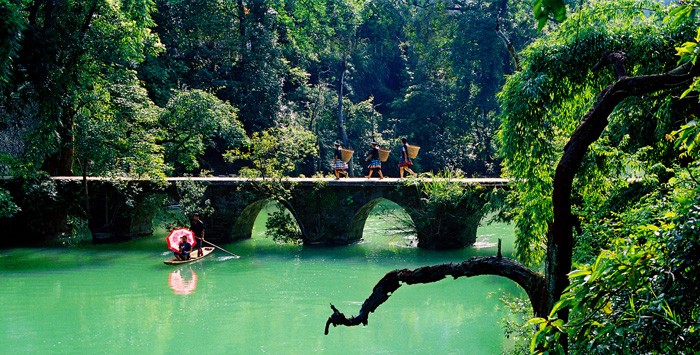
[53,176,508,187]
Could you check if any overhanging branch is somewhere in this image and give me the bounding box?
[324,256,545,335]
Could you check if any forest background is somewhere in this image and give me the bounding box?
[0,0,532,181]
[2,0,700,353]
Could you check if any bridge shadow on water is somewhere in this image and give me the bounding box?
[0,199,514,273]
[156,199,513,264]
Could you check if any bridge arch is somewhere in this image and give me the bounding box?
[349,198,417,245]
[230,199,268,240]
[230,199,306,242]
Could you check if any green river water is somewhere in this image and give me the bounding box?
[0,203,523,354]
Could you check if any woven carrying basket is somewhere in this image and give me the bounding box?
[406,145,420,159]
[378,148,390,162]
[340,148,354,162]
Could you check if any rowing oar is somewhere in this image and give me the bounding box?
[199,238,240,258]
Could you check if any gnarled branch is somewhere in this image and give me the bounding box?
[325,256,545,335]
[592,51,627,79]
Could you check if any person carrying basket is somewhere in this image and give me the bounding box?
[399,138,418,178]
[365,141,384,179]
[332,141,349,179]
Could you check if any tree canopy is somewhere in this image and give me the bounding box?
[1,0,537,180]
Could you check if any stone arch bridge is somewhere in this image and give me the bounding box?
[3,177,507,249]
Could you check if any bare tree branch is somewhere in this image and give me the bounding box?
[325,255,545,335]
[323,53,700,350]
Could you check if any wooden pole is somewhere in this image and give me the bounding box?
[200,238,240,258]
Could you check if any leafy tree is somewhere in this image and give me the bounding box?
[73,71,165,179]
[225,122,317,178]
[230,1,288,133]
[144,0,288,134]
[158,89,247,174]
[532,164,700,353]
[265,202,303,244]
[0,0,25,90]
[174,178,214,226]
[1,0,161,176]
[343,98,390,175]
[0,188,19,219]
[389,0,536,176]
[351,0,407,108]
[141,0,240,106]
[499,0,696,265]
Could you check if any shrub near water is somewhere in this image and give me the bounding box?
[265,207,303,244]
[401,170,488,248]
[532,191,700,353]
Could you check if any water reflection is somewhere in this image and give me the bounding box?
[168,268,198,295]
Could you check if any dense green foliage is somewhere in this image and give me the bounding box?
[497,0,700,352]
[160,90,246,174]
[264,202,303,244]
[499,0,699,265]
[174,178,214,225]
[0,187,19,218]
[530,173,700,353]
[0,0,537,184]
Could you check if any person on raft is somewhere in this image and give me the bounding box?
[190,212,205,257]
[176,235,192,260]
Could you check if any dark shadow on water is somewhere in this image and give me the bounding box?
[0,247,140,273]
[0,201,514,272]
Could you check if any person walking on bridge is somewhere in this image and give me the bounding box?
[332,141,349,180]
[398,138,418,178]
[365,141,384,180]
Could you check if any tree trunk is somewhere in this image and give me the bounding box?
[547,52,699,321]
[337,65,353,176]
[236,0,246,39]
[495,0,521,72]
[44,112,75,176]
[309,84,324,173]
[35,0,99,176]
[82,160,91,229]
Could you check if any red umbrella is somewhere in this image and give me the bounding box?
[166,228,196,253]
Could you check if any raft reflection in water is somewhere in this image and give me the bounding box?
[168,268,198,295]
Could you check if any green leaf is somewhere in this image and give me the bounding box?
[568,269,592,279]
[525,317,548,327]
[533,0,567,31]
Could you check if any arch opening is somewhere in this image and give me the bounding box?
[355,198,417,247]
[248,200,303,244]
